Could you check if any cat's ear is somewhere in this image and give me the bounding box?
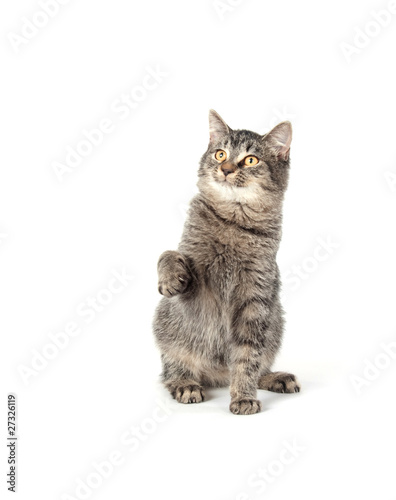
[209,109,231,142]
[264,121,292,161]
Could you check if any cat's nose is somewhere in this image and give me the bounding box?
[221,163,235,176]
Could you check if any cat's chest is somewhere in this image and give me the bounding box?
[181,213,270,296]
[207,241,238,278]
[200,231,257,294]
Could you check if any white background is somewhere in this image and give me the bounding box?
[1,1,396,499]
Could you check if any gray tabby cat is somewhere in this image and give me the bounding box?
[153,110,300,415]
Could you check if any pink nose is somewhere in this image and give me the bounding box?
[221,164,235,176]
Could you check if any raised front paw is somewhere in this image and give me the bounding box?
[229,398,262,415]
[158,252,191,298]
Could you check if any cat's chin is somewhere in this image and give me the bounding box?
[213,177,239,190]
[202,177,261,205]
[217,178,232,185]
[214,175,239,187]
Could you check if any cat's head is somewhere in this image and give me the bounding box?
[198,110,292,206]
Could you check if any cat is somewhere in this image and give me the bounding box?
[152,110,300,415]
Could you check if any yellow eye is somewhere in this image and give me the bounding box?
[215,150,227,162]
[244,156,259,167]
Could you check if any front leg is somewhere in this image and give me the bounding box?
[229,295,273,415]
[157,250,192,298]
[229,338,263,415]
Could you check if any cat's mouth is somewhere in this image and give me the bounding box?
[216,168,237,185]
[214,173,254,191]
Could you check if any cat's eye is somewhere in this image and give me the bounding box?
[244,156,259,167]
[215,150,227,162]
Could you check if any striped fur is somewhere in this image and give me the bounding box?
[153,110,300,415]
